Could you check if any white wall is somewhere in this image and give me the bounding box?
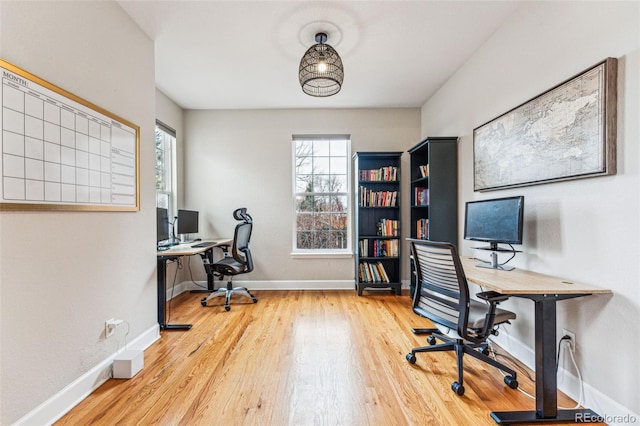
[421,0,639,417]
[184,108,420,285]
[0,1,157,424]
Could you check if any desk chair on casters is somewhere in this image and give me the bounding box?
[406,239,519,396]
[201,208,258,311]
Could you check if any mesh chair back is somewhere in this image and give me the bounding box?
[232,221,254,272]
[409,239,470,338]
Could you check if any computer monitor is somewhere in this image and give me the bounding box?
[464,196,524,270]
[157,207,170,243]
[177,209,199,236]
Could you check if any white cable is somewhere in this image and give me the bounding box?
[562,338,584,409]
[124,321,131,351]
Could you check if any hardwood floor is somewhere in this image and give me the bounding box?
[57,290,593,425]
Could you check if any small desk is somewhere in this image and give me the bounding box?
[156,239,232,330]
[460,257,611,424]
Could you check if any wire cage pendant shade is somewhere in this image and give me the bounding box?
[299,32,344,97]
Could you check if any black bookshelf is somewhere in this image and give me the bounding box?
[407,137,458,296]
[353,152,402,296]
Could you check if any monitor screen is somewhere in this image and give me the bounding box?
[464,196,524,245]
[177,209,199,235]
[157,207,170,242]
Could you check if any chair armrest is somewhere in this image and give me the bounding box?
[476,290,510,303]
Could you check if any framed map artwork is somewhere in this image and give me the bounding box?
[473,58,617,192]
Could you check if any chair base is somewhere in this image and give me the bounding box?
[406,332,518,396]
[201,281,258,311]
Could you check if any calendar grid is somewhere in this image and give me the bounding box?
[1,59,139,211]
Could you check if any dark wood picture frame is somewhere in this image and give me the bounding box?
[473,57,617,192]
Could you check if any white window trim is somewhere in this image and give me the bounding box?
[291,135,353,257]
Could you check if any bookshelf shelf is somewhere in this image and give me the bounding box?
[407,137,458,296]
[353,152,402,296]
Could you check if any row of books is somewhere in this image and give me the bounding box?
[416,218,429,239]
[360,187,398,207]
[414,187,429,206]
[377,218,399,236]
[359,238,399,257]
[359,166,398,182]
[358,261,390,283]
[418,164,429,178]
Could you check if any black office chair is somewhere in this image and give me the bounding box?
[406,239,518,396]
[200,208,258,311]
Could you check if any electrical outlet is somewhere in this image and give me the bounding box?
[105,318,123,338]
[105,318,116,338]
[562,328,576,349]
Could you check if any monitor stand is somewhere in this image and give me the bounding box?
[473,243,519,271]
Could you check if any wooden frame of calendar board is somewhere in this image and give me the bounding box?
[0,58,140,211]
[473,57,617,192]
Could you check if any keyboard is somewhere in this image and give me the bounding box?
[191,242,216,248]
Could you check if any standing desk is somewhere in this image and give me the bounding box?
[156,239,232,330]
[460,257,611,424]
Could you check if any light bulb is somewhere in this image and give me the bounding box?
[317,62,328,73]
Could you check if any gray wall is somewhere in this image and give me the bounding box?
[420,0,639,416]
[183,108,420,286]
[0,1,156,423]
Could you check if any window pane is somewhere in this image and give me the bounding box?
[313,156,330,174]
[330,157,346,174]
[313,140,330,156]
[296,175,313,192]
[157,193,169,209]
[295,195,315,212]
[296,155,312,175]
[330,139,347,156]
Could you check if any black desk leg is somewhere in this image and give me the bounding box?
[490,295,601,424]
[157,257,192,331]
[190,248,216,293]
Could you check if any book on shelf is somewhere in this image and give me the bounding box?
[358,261,390,283]
[359,187,398,207]
[359,239,369,257]
[414,187,429,206]
[416,218,429,239]
[377,218,399,236]
[372,239,398,257]
[359,166,398,182]
[419,164,429,178]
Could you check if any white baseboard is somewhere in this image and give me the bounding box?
[13,324,160,426]
[491,331,639,424]
[168,280,356,299]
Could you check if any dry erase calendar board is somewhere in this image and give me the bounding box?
[0,59,140,211]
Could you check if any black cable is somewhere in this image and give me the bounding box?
[498,244,517,266]
[187,256,208,289]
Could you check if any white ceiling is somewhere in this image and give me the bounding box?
[117,1,521,110]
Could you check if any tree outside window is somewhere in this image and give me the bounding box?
[293,136,351,252]
[155,123,175,215]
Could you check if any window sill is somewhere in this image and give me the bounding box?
[291,251,354,259]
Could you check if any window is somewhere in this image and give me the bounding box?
[293,135,351,254]
[155,122,175,215]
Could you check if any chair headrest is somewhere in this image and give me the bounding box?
[233,208,252,223]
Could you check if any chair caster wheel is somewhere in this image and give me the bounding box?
[480,346,490,355]
[252,297,258,303]
[504,376,518,389]
[201,298,207,307]
[406,353,416,364]
[225,305,231,312]
[427,336,437,345]
[452,382,465,396]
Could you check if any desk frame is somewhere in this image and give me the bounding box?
[157,239,231,330]
[460,257,610,424]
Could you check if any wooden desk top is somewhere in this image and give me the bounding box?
[157,238,232,257]
[460,257,611,296]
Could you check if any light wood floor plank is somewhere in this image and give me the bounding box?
[56,290,600,425]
